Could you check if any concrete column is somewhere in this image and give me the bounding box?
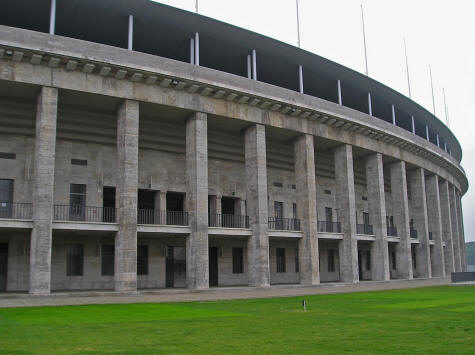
[29,86,58,295]
[185,112,209,289]
[334,144,358,283]
[115,99,139,292]
[294,134,319,284]
[449,185,462,272]
[439,180,455,275]
[158,191,167,212]
[409,168,431,278]
[216,196,222,215]
[390,161,413,279]
[365,153,389,281]
[456,190,467,271]
[245,124,270,287]
[425,175,445,277]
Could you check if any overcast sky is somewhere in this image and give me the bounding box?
[154,0,475,242]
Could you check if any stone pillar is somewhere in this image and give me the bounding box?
[115,99,139,292]
[157,191,167,212]
[409,168,431,278]
[390,161,413,279]
[439,180,455,275]
[365,153,389,281]
[425,175,445,277]
[334,144,358,283]
[29,87,58,295]
[456,190,467,271]
[185,112,209,289]
[245,124,270,287]
[294,134,319,284]
[449,185,462,272]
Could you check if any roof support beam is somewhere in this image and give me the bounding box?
[252,49,257,80]
[49,0,56,35]
[337,80,342,105]
[128,15,133,50]
[298,65,304,94]
[426,125,430,141]
[367,92,373,116]
[194,32,200,66]
[190,38,195,64]
[411,116,415,134]
[391,105,396,125]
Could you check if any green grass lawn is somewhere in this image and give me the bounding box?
[0,286,474,354]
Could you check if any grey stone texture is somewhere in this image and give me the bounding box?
[115,99,139,292]
[438,180,455,275]
[449,185,462,272]
[455,191,467,271]
[334,144,358,283]
[365,153,390,281]
[293,134,319,284]
[185,112,209,289]
[425,175,445,277]
[409,168,431,278]
[389,161,413,279]
[29,86,58,295]
[245,124,270,287]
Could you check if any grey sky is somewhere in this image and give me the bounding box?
[154,0,475,242]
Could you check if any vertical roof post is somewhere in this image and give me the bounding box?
[194,32,199,66]
[391,105,396,125]
[190,38,195,64]
[337,80,342,105]
[298,65,304,94]
[128,15,133,50]
[49,0,56,35]
[252,49,257,80]
[411,116,415,134]
[367,93,372,116]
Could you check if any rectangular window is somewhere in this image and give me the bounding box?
[70,184,86,221]
[232,247,243,274]
[101,245,114,276]
[137,245,149,275]
[276,248,286,273]
[328,249,335,272]
[0,152,16,160]
[293,203,297,219]
[392,251,397,270]
[0,179,14,219]
[295,248,299,272]
[71,159,87,166]
[366,250,371,270]
[66,244,84,276]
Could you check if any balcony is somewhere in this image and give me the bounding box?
[137,210,188,226]
[410,229,418,238]
[54,205,116,223]
[0,202,32,220]
[387,226,398,237]
[268,217,301,231]
[317,221,341,233]
[429,232,433,240]
[209,214,249,229]
[357,224,374,235]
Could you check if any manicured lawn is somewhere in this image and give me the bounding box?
[0,286,474,354]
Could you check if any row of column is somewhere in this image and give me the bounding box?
[28,87,467,294]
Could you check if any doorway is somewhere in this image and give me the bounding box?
[0,179,14,218]
[358,250,363,281]
[0,243,8,291]
[166,246,175,288]
[209,247,218,287]
[102,186,116,222]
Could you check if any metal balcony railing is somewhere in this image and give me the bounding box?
[357,224,374,235]
[429,232,433,240]
[268,217,301,231]
[387,226,398,237]
[317,221,342,233]
[137,210,189,226]
[410,229,418,238]
[209,214,249,228]
[54,205,117,223]
[0,202,32,220]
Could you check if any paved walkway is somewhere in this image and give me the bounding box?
[0,277,454,308]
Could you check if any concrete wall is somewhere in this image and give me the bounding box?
[269,239,300,284]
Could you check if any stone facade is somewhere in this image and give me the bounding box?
[0,16,468,294]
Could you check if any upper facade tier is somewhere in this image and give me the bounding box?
[0,0,467,193]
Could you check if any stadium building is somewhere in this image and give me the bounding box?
[0,0,468,294]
